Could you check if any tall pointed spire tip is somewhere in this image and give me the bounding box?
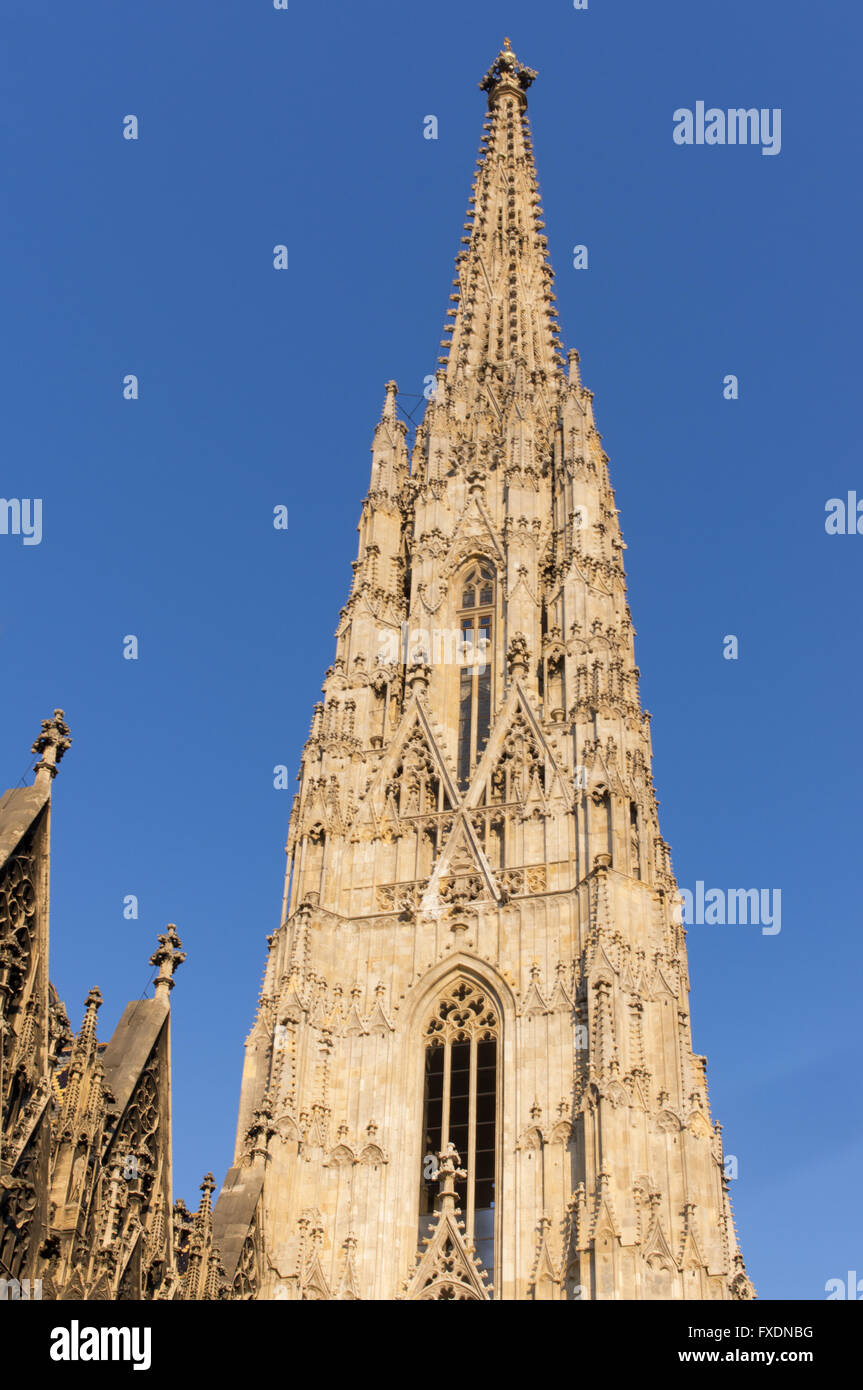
[441,40,561,387]
[479,38,537,108]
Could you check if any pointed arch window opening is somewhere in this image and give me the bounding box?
[457,561,495,788]
[419,979,499,1286]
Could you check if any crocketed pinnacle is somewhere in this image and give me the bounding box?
[440,39,565,392]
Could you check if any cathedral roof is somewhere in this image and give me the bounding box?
[0,783,50,864]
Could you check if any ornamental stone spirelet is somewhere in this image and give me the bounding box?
[149,925,186,1003]
[31,709,72,788]
[479,37,537,109]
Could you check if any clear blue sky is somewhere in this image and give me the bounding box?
[2,0,860,1300]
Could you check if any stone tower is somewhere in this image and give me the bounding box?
[0,713,226,1301]
[215,39,753,1302]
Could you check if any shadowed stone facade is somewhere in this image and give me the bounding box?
[0,713,225,1301]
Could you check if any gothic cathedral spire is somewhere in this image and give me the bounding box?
[215,41,754,1303]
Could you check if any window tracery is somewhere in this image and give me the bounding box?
[419,979,499,1278]
[457,561,495,787]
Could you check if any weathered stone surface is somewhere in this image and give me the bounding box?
[221,41,754,1301]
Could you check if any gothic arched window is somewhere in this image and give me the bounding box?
[457,560,495,787]
[419,978,499,1278]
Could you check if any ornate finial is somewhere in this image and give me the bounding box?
[466,467,485,498]
[406,660,431,697]
[382,379,398,425]
[479,39,537,110]
[149,924,186,1003]
[80,986,103,1041]
[246,1094,276,1163]
[199,1172,216,1214]
[506,632,530,678]
[435,1143,467,1214]
[31,709,72,789]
